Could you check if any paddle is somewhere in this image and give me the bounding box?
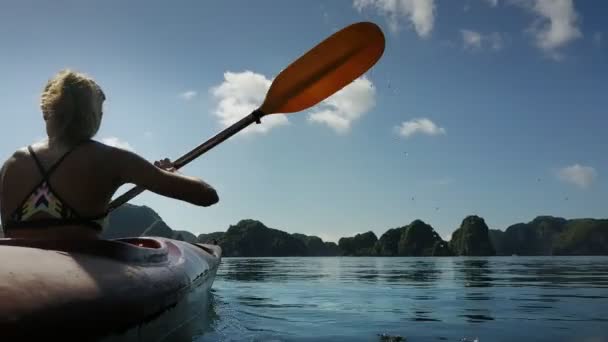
[108,21,385,211]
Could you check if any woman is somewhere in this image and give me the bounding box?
[0,69,219,239]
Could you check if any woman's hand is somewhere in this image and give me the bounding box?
[154,158,177,173]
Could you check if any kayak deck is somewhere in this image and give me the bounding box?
[0,237,221,341]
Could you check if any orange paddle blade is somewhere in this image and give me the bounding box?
[260,22,385,115]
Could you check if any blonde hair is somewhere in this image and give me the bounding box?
[40,69,105,145]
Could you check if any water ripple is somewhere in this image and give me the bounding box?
[197,256,608,342]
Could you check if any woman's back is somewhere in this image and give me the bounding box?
[1,140,125,239]
[0,69,219,239]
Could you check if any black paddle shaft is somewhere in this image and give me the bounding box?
[108,109,265,211]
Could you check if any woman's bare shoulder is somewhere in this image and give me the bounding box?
[88,140,146,177]
[2,147,30,167]
[0,147,30,192]
[91,139,135,159]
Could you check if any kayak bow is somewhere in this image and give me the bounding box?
[0,237,221,341]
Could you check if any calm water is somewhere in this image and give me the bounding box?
[193,257,608,342]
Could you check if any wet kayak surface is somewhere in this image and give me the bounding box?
[0,238,221,341]
[194,257,608,342]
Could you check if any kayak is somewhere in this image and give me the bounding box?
[0,236,221,341]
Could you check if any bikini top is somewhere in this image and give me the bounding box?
[3,141,108,232]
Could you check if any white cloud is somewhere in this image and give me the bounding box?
[461,29,505,51]
[179,90,197,100]
[396,118,445,138]
[515,0,582,58]
[557,164,597,189]
[461,29,483,49]
[101,137,135,152]
[308,77,376,134]
[353,0,436,38]
[210,71,288,135]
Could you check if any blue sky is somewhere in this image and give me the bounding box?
[1,0,606,242]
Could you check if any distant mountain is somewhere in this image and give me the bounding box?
[450,216,495,256]
[173,230,198,243]
[13,202,601,257]
[553,219,608,255]
[220,219,308,257]
[373,220,451,256]
[502,216,567,255]
[339,231,378,256]
[292,233,341,256]
[338,220,452,257]
[198,232,225,244]
[391,220,451,256]
[488,229,505,255]
[103,206,335,257]
[374,226,405,256]
[102,204,162,239]
[491,216,608,256]
[105,204,200,243]
[197,230,341,257]
[142,220,174,239]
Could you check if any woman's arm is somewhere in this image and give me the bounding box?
[112,148,219,207]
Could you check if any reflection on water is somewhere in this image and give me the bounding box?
[502,260,608,288]
[384,260,441,286]
[196,256,608,342]
[221,258,278,282]
[456,259,494,287]
[455,259,496,323]
[342,258,442,287]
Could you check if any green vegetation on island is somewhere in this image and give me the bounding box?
[373,220,451,256]
[493,216,608,256]
[4,204,605,257]
[339,231,378,256]
[396,220,451,256]
[449,216,496,256]
[217,219,308,257]
[101,205,607,256]
[293,233,341,256]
